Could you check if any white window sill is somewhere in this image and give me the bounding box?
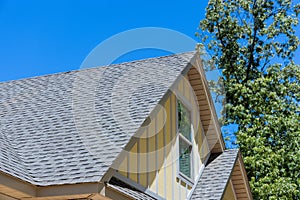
[177,172,194,187]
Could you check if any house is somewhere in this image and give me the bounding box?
[0,52,252,200]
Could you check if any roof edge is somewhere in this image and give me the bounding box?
[237,150,253,200]
[219,149,240,200]
[0,170,106,199]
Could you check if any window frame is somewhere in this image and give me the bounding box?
[176,96,195,185]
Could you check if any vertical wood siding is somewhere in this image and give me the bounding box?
[115,69,211,200]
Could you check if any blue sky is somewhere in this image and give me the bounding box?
[0,1,299,82]
[0,0,208,82]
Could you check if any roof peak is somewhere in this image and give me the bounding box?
[0,51,195,85]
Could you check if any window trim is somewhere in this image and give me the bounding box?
[179,133,192,146]
[176,97,195,186]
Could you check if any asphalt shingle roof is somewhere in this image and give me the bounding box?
[0,52,195,186]
[107,177,156,200]
[190,149,239,200]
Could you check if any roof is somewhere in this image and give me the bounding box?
[106,149,241,200]
[107,177,156,200]
[190,149,239,200]
[0,52,195,186]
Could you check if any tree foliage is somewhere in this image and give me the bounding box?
[198,0,300,199]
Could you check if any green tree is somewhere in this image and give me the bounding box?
[198,0,300,199]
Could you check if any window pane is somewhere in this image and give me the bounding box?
[178,100,191,141]
[179,138,191,178]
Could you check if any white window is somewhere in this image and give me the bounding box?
[177,99,193,179]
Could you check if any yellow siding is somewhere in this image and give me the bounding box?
[118,154,127,177]
[171,93,176,146]
[157,113,165,197]
[171,94,180,200]
[129,143,138,182]
[181,181,187,200]
[116,76,209,200]
[184,75,190,102]
[157,109,165,171]
[165,98,172,200]
[148,119,156,191]
[140,129,148,187]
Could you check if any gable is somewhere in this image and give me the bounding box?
[110,56,228,199]
[190,149,252,200]
[190,149,238,199]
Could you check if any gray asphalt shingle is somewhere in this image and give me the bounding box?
[0,52,195,186]
[190,149,239,200]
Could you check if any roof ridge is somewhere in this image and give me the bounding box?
[0,51,195,85]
